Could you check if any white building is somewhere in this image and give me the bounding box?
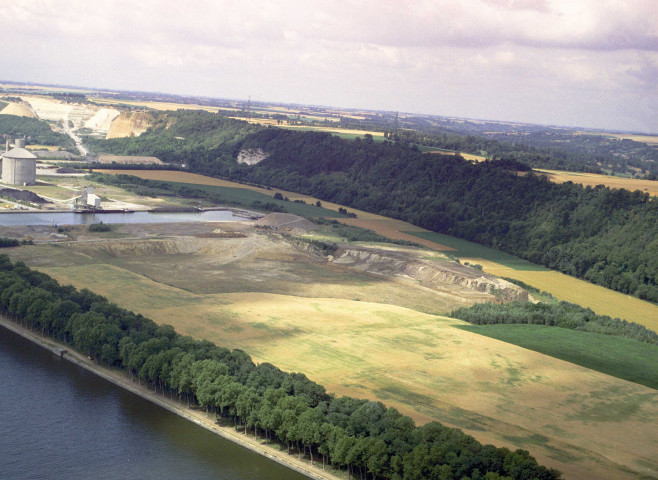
[1,141,37,186]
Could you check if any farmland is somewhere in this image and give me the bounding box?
[6,231,657,480]
[459,324,658,389]
[1,165,656,479]
[535,169,658,197]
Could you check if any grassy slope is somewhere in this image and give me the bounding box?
[458,324,658,389]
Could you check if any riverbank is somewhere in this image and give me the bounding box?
[0,316,342,480]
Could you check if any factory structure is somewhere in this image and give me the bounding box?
[70,186,101,210]
[0,139,37,186]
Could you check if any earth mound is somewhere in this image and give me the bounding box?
[0,102,37,118]
[255,213,316,233]
[0,188,47,204]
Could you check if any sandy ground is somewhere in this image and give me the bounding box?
[0,317,339,480]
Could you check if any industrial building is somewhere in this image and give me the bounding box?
[1,139,37,186]
[70,186,101,210]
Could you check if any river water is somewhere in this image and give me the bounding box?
[0,210,244,226]
[0,327,308,480]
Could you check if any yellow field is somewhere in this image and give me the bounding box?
[536,169,658,196]
[283,125,385,136]
[425,150,488,162]
[463,259,658,331]
[24,257,656,480]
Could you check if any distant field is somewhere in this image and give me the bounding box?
[282,125,385,137]
[459,324,658,389]
[406,231,658,330]
[535,169,658,196]
[91,97,224,113]
[576,131,658,145]
[425,150,488,162]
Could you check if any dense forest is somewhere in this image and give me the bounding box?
[85,115,658,302]
[0,115,73,147]
[0,256,560,480]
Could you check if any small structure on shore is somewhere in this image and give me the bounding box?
[69,186,101,210]
[1,139,37,186]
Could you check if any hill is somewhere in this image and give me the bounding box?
[85,117,658,303]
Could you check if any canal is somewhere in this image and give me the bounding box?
[0,326,308,480]
[0,210,246,226]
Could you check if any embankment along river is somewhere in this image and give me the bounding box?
[0,324,310,480]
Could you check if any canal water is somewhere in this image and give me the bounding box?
[0,210,244,226]
[0,327,308,480]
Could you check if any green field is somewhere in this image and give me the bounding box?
[406,231,548,270]
[458,324,658,389]
[144,180,346,218]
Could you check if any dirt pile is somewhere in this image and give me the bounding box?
[255,213,316,233]
[333,245,527,301]
[0,188,47,204]
[0,102,37,118]
[106,111,153,139]
[67,237,243,258]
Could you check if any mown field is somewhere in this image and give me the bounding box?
[6,237,658,480]
[459,324,658,389]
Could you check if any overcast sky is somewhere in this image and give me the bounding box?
[1,0,656,132]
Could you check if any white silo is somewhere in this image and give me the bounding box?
[1,142,37,186]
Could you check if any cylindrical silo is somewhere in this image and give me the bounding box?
[1,148,37,186]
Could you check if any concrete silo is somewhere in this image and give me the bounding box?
[1,141,37,186]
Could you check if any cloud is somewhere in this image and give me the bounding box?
[0,0,656,131]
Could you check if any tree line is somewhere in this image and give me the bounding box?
[450,300,658,345]
[0,256,560,480]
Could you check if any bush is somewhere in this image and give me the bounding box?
[88,222,112,232]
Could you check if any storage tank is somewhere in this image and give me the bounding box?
[14,138,26,148]
[1,147,37,185]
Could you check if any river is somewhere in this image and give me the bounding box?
[0,327,308,480]
[0,209,246,226]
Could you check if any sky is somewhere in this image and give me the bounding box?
[1,0,656,132]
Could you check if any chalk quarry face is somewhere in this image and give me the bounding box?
[237,148,270,165]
